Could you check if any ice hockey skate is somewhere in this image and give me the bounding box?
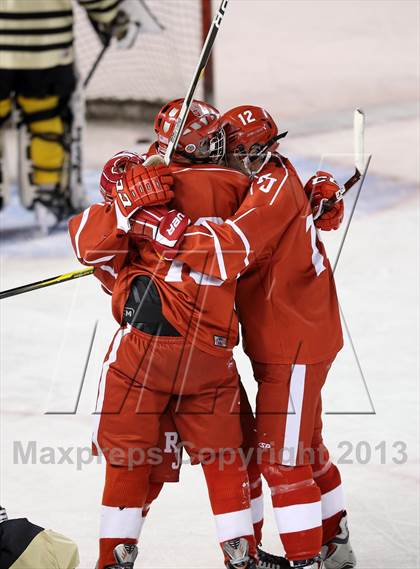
[321,514,356,569]
[103,543,138,569]
[257,546,290,568]
[223,538,257,568]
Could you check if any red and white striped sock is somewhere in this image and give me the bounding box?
[261,462,322,561]
[98,464,150,569]
[312,447,345,544]
[202,451,256,561]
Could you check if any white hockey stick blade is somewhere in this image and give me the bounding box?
[354,108,365,173]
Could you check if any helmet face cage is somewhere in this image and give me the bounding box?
[191,126,225,164]
[229,139,270,176]
[154,99,225,164]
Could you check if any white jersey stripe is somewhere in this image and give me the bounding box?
[202,220,227,280]
[226,219,251,267]
[269,157,289,206]
[282,364,306,466]
[84,254,115,265]
[234,207,256,224]
[273,501,321,534]
[114,201,131,233]
[74,207,91,260]
[92,326,130,452]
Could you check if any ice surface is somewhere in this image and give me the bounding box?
[1,1,419,568]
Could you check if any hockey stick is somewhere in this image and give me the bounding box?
[1,1,229,300]
[164,0,229,164]
[83,43,109,89]
[0,268,94,301]
[145,0,229,166]
[314,109,366,220]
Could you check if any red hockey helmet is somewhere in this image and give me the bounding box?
[154,98,225,164]
[221,105,287,175]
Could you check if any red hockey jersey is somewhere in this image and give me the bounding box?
[175,153,343,364]
[68,163,249,357]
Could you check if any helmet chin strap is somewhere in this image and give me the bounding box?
[253,151,272,175]
[244,151,272,177]
[242,131,288,176]
[257,131,288,158]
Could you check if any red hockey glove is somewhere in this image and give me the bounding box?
[304,171,344,231]
[130,206,190,261]
[114,162,175,219]
[100,151,142,203]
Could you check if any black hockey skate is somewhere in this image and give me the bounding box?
[321,513,356,569]
[257,545,290,568]
[104,543,138,568]
[223,538,257,568]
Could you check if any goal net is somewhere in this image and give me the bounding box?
[74,0,209,121]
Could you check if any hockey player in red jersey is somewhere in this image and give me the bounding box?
[69,100,265,569]
[137,106,356,569]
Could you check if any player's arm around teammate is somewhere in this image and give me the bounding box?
[138,107,352,569]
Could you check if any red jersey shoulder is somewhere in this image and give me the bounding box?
[169,163,250,221]
[248,153,305,208]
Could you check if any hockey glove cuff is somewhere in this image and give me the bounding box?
[304,170,344,231]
